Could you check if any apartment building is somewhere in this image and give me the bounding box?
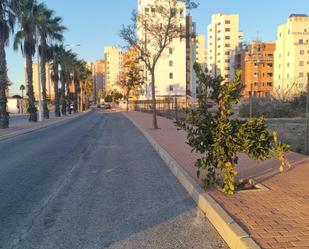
[274,14,309,98]
[240,41,275,98]
[195,34,207,66]
[207,13,243,81]
[137,0,188,98]
[93,59,106,95]
[104,46,122,94]
[31,63,54,101]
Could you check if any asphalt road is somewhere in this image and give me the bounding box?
[0,110,228,249]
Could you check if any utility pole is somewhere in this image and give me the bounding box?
[305,73,309,155]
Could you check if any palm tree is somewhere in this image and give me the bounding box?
[20,84,25,98]
[0,0,16,128]
[36,4,65,119]
[50,44,63,117]
[13,0,38,122]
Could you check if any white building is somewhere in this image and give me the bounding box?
[104,46,122,94]
[274,14,309,98]
[30,63,54,100]
[195,34,207,66]
[137,0,190,99]
[207,13,243,81]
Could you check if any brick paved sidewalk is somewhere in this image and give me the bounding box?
[126,111,309,249]
[0,111,90,139]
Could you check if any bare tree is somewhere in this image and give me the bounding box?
[120,0,187,129]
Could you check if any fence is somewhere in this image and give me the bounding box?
[128,96,189,120]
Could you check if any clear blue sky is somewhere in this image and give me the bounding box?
[6,0,309,95]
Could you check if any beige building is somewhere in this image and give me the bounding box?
[207,13,243,81]
[274,14,309,98]
[137,0,188,98]
[32,63,54,100]
[104,46,122,94]
[195,34,207,65]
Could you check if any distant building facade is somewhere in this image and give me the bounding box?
[207,13,243,81]
[195,34,207,66]
[240,41,275,98]
[31,63,54,101]
[93,59,106,95]
[104,46,122,94]
[274,14,309,98]
[137,0,189,99]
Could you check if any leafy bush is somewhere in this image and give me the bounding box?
[177,64,289,194]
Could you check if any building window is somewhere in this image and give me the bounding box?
[169,60,173,67]
[267,82,273,87]
[225,28,231,32]
[225,20,231,24]
[169,73,173,79]
[300,50,305,55]
[299,39,304,44]
[225,44,230,48]
[287,51,290,56]
[145,8,149,13]
[299,72,304,78]
[254,73,258,77]
[267,73,273,77]
[287,62,289,68]
[299,61,304,66]
[169,48,173,55]
[225,52,230,55]
[225,36,230,40]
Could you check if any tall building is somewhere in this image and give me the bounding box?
[93,59,106,95]
[240,41,275,98]
[137,0,188,98]
[31,63,54,100]
[207,13,243,81]
[274,14,309,98]
[104,46,122,94]
[195,34,207,65]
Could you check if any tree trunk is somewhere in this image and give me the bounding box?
[26,52,37,122]
[73,77,78,113]
[126,94,129,113]
[60,72,66,116]
[151,70,158,129]
[66,80,71,114]
[0,37,9,128]
[53,64,61,117]
[40,38,49,119]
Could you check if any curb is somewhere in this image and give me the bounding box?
[0,110,92,142]
[125,114,261,249]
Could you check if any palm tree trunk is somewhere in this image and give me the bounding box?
[66,80,71,114]
[26,52,37,122]
[53,64,60,117]
[60,74,66,116]
[73,78,78,113]
[151,70,158,129]
[40,38,49,119]
[0,38,9,129]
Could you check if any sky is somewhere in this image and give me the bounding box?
[6,0,309,95]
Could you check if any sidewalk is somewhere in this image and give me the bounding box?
[0,111,91,141]
[126,111,309,249]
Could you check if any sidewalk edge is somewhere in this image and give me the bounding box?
[125,113,261,249]
[0,110,92,142]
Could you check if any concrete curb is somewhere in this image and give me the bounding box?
[125,114,261,249]
[0,110,92,142]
